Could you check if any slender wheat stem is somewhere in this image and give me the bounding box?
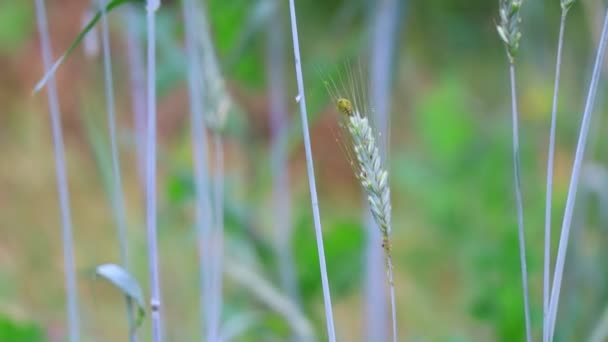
[497,2,531,340]
[509,62,532,342]
[145,0,163,341]
[34,1,80,341]
[209,132,225,341]
[547,7,608,341]
[543,1,574,340]
[99,2,136,340]
[387,254,397,342]
[287,1,336,340]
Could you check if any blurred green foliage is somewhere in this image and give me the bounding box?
[0,316,44,342]
[0,2,32,53]
[293,217,364,302]
[392,74,549,340]
[415,77,475,164]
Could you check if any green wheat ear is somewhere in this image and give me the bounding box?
[328,63,399,341]
[336,98,354,116]
[497,0,523,62]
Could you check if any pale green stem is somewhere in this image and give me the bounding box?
[543,11,568,342]
[34,0,80,340]
[508,61,532,342]
[99,2,136,340]
[547,8,608,341]
[287,0,336,340]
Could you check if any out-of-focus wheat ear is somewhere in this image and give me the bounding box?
[144,0,163,341]
[543,2,575,341]
[189,1,231,337]
[193,1,229,338]
[34,1,81,341]
[497,0,523,63]
[266,0,300,312]
[181,0,213,340]
[547,7,608,342]
[497,1,532,341]
[288,1,337,341]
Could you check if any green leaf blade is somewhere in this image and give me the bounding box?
[33,0,143,93]
[95,263,146,326]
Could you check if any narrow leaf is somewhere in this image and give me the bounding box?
[33,0,144,93]
[95,263,146,326]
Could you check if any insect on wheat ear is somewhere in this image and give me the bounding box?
[336,98,354,116]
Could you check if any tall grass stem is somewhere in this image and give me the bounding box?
[543,11,567,342]
[508,62,532,342]
[287,1,336,340]
[210,132,225,341]
[34,1,80,340]
[387,255,397,342]
[145,0,163,341]
[547,8,608,341]
[99,2,137,340]
[100,0,128,286]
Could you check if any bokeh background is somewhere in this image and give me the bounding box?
[1,0,608,341]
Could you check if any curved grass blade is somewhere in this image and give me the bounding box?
[225,259,315,341]
[32,0,144,94]
[95,263,146,327]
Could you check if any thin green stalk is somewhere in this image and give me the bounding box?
[543,5,571,341]
[509,62,532,342]
[99,1,136,340]
[547,8,608,341]
[145,0,163,341]
[497,2,531,340]
[387,254,397,342]
[287,1,336,340]
[209,132,225,341]
[34,1,80,340]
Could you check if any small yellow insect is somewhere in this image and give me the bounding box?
[336,98,354,116]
